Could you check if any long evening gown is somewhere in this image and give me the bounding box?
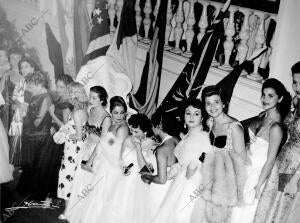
[152,127,211,223]
[34,94,73,199]
[254,112,300,223]
[64,118,108,223]
[88,137,157,223]
[230,128,269,223]
[0,115,14,184]
[57,113,87,200]
[17,92,52,195]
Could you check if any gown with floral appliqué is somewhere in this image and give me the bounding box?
[253,113,300,223]
[94,137,157,223]
[152,129,211,223]
[195,122,247,223]
[230,128,269,223]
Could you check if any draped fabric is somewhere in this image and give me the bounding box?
[129,0,168,117]
[106,0,138,91]
[153,10,225,122]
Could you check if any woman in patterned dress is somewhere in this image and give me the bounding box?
[65,96,129,223]
[253,62,300,223]
[57,82,88,208]
[58,85,111,220]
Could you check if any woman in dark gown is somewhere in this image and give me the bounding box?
[34,74,74,200]
[17,71,52,197]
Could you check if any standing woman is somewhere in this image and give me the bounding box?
[253,64,300,223]
[34,74,74,199]
[9,57,39,166]
[82,85,111,169]
[141,112,178,219]
[231,78,291,223]
[193,85,247,223]
[100,113,157,223]
[153,99,211,223]
[17,71,52,196]
[67,96,129,223]
[58,85,111,220]
[57,82,88,206]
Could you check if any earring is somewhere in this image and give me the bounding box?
[184,123,187,129]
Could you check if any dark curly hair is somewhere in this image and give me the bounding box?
[90,86,108,106]
[128,113,154,138]
[18,56,39,75]
[262,78,292,119]
[110,96,127,113]
[25,71,49,89]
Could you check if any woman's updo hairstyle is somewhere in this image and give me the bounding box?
[128,113,154,138]
[90,85,108,106]
[110,96,127,113]
[262,78,292,119]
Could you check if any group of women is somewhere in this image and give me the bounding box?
[0,42,300,223]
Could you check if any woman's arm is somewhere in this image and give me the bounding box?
[142,146,168,184]
[34,96,52,127]
[135,139,148,169]
[116,124,129,142]
[69,109,88,140]
[231,124,247,162]
[255,124,283,198]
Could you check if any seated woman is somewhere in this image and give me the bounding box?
[253,62,300,223]
[141,112,178,219]
[231,78,291,223]
[191,85,247,223]
[152,99,211,223]
[64,96,129,223]
[17,71,52,196]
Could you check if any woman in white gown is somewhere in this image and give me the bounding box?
[141,112,179,220]
[152,99,211,223]
[231,78,292,223]
[0,92,14,184]
[98,113,157,223]
[65,96,129,223]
